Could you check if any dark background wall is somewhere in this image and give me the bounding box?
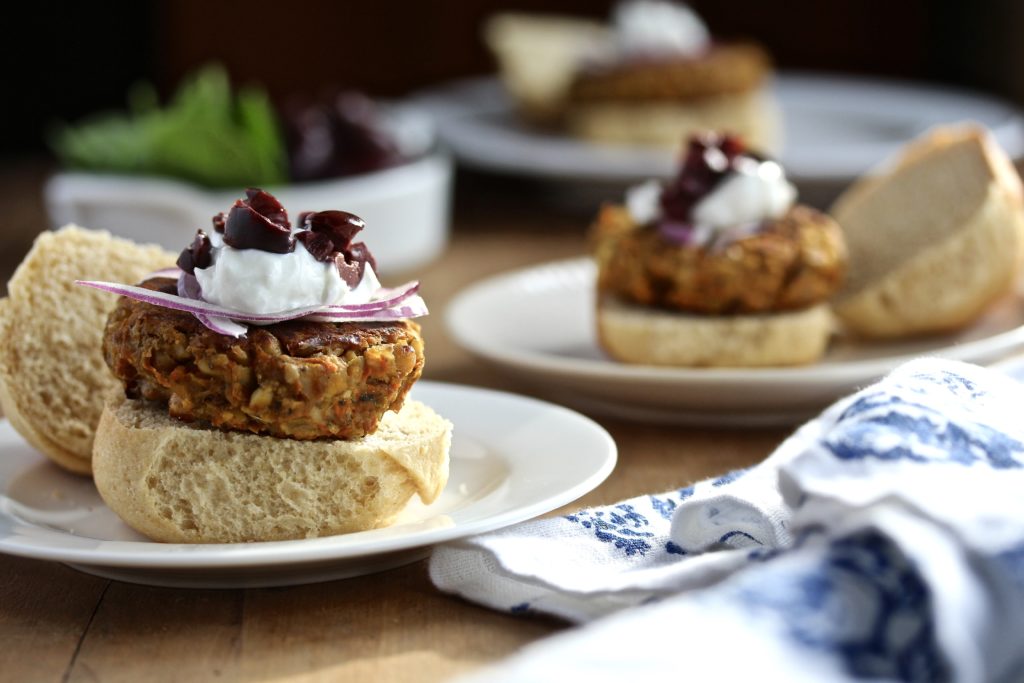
[6,0,1023,160]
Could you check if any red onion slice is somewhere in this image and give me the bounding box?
[305,295,428,321]
[77,280,324,322]
[177,273,202,300]
[172,274,248,336]
[658,221,696,245]
[173,272,417,314]
[323,281,420,312]
[148,267,184,279]
[197,314,249,337]
[78,279,422,321]
[77,278,426,338]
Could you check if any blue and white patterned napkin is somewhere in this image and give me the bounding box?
[429,359,1024,682]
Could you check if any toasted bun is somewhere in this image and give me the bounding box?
[92,394,452,543]
[0,226,174,474]
[597,297,833,367]
[831,125,1024,338]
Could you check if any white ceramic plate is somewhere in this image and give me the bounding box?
[446,259,1024,425]
[414,73,1024,183]
[0,382,616,588]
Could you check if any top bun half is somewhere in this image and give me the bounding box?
[0,226,175,473]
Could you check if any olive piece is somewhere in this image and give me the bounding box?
[301,210,364,247]
[176,230,213,274]
[296,230,334,261]
[660,132,749,223]
[296,210,377,285]
[223,189,294,253]
[211,212,226,233]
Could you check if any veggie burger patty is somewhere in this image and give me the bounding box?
[102,277,424,440]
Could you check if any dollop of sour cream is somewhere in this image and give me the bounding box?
[691,158,796,228]
[625,179,663,225]
[623,157,797,231]
[613,0,710,58]
[195,230,381,315]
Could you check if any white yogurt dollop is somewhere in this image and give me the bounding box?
[625,179,663,225]
[613,0,710,58]
[692,158,796,229]
[622,154,797,236]
[195,232,381,316]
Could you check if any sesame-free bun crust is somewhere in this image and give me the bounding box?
[92,394,452,543]
[564,89,781,152]
[0,226,174,474]
[597,296,833,367]
[831,125,1024,338]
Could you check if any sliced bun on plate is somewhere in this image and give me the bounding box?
[0,226,174,474]
[597,295,834,367]
[93,393,452,543]
[484,13,608,123]
[831,125,1024,338]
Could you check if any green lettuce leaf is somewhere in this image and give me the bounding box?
[50,65,288,188]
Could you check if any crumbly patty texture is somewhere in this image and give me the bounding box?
[592,204,847,314]
[103,278,424,440]
[568,43,770,104]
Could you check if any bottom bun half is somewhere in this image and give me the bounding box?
[93,394,452,543]
[597,297,834,368]
[565,90,780,153]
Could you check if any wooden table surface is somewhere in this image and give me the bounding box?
[0,165,788,683]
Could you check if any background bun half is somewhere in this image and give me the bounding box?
[831,125,1024,338]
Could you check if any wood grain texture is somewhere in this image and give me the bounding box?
[0,556,107,683]
[235,564,558,683]
[66,584,243,683]
[0,165,786,682]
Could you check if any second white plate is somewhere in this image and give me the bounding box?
[413,73,1024,183]
[446,259,1024,425]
